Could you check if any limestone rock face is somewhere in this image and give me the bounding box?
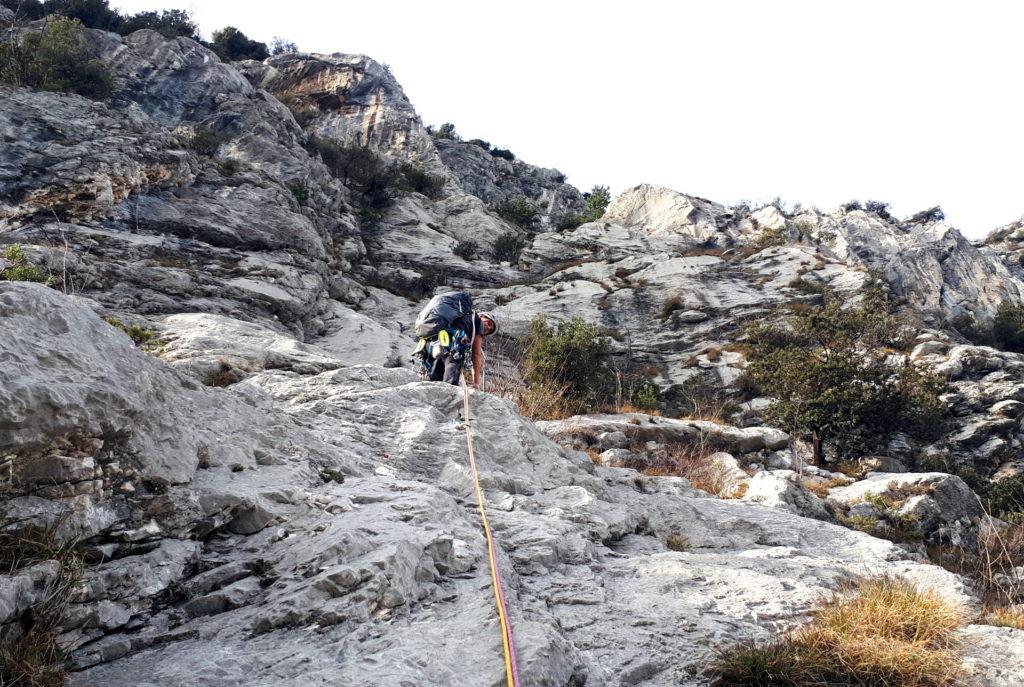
[0,287,976,687]
[435,138,585,228]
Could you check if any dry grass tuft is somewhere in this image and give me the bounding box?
[803,477,852,499]
[985,606,1024,630]
[714,576,968,687]
[642,443,734,497]
[0,523,81,687]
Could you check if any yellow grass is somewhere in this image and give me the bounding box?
[714,576,968,687]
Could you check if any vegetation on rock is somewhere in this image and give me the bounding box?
[746,282,946,464]
[714,576,967,687]
[0,16,113,98]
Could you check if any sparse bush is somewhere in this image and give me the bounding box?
[490,147,515,161]
[452,239,478,261]
[277,95,318,127]
[495,196,539,230]
[218,159,240,176]
[865,199,892,220]
[270,36,298,55]
[209,26,269,62]
[986,606,1024,630]
[492,232,526,263]
[2,244,51,284]
[304,136,399,210]
[0,521,82,687]
[659,295,685,320]
[629,381,660,411]
[990,301,1024,353]
[908,206,945,224]
[525,316,612,410]
[843,199,863,212]
[287,181,309,206]
[755,224,786,248]
[713,576,967,687]
[982,474,1024,521]
[431,122,458,140]
[555,211,586,231]
[0,16,113,99]
[104,316,158,349]
[187,127,228,156]
[398,162,445,199]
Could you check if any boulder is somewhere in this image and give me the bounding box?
[741,470,833,521]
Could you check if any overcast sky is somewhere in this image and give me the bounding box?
[111,0,1024,238]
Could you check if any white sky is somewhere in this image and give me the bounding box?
[111,0,1024,238]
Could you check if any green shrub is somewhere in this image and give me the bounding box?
[208,26,269,62]
[453,239,478,261]
[218,159,240,176]
[187,127,228,156]
[2,244,51,284]
[629,381,660,411]
[117,9,197,38]
[104,316,156,348]
[43,0,120,30]
[304,136,398,210]
[490,147,515,161]
[492,232,526,263]
[398,163,445,199]
[1,0,45,19]
[466,138,491,150]
[991,302,1024,353]
[287,181,309,206]
[430,122,458,140]
[270,37,298,55]
[525,316,612,409]
[747,286,947,465]
[495,196,539,230]
[0,16,113,99]
[583,184,611,219]
[755,224,787,248]
[982,475,1024,520]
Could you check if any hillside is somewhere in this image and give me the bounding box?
[2,13,1024,687]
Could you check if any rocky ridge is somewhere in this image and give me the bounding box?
[2,19,1024,686]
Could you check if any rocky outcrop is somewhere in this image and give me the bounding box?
[434,138,585,227]
[1,283,979,687]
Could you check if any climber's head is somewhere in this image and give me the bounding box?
[478,312,498,337]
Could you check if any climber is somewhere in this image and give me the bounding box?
[412,291,498,388]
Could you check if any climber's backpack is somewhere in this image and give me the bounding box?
[414,291,474,339]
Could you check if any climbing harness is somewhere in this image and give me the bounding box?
[459,371,522,687]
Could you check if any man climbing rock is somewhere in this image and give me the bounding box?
[413,291,497,388]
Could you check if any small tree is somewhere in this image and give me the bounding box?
[525,316,612,409]
[209,26,269,62]
[583,184,611,220]
[0,16,113,98]
[42,0,121,30]
[747,290,946,465]
[2,244,51,284]
[398,163,445,199]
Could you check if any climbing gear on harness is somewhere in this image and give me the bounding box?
[460,371,521,687]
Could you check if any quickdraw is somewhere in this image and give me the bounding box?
[459,372,522,687]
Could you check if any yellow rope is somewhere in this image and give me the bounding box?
[460,372,520,687]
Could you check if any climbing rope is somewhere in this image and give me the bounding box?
[460,371,522,687]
